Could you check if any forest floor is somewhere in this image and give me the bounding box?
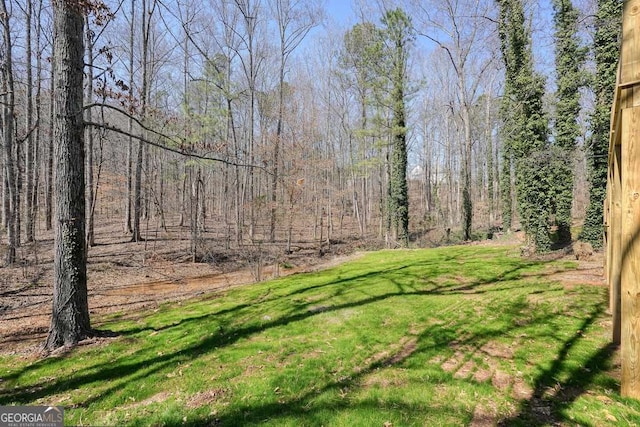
[0,219,370,355]
[0,221,606,358]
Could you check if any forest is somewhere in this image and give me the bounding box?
[0,0,619,263]
[2,0,639,424]
[0,0,620,341]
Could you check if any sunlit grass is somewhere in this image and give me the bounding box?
[1,245,638,426]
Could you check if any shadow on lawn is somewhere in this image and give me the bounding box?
[0,252,541,405]
[0,248,610,426]
[155,279,596,426]
[499,301,619,426]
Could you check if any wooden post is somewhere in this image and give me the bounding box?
[619,0,640,398]
[610,0,640,398]
[621,105,640,397]
[611,144,622,346]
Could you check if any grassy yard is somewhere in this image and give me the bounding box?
[1,244,639,426]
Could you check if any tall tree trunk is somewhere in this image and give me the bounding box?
[124,0,135,234]
[46,57,54,231]
[45,0,92,350]
[0,0,17,265]
[580,0,622,248]
[31,0,44,241]
[461,103,472,241]
[270,56,284,243]
[485,89,495,228]
[132,0,152,242]
[500,152,512,231]
[85,16,95,247]
[25,0,35,243]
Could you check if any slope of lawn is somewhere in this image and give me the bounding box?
[1,244,639,426]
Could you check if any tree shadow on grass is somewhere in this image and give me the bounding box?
[153,286,586,426]
[0,249,577,423]
[498,302,618,426]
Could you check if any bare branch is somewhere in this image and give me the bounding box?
[84,118,266,172]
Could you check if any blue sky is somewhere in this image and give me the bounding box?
[324,0,355,26]
[320,0,558,76]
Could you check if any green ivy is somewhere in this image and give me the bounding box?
[553,0,587,245]
[497,0,551,252]
[580,0,622,249]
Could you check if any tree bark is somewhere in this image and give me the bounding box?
[132,0,153,242]
[25,0,36,243]
[46,50,54,231]
[0,0,18,265]
[85,16,95,247]
[45,0,92,350]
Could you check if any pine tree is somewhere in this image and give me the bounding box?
[580,0,622,248]
[553,0,586,244]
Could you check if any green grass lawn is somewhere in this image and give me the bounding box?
[1,244,639,426]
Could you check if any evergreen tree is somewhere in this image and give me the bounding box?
[497,0,551,252]
[553,0,586,244]
[580,0,622,248]
[382,8,413,247]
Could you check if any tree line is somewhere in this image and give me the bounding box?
[0,0,622,349]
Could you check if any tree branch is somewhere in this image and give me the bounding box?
[84,117,267,172]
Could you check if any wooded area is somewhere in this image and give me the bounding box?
[0,0,624,348]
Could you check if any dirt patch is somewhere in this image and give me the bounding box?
[512,378,534,400]
[470,404,499,427]
[441,350,466,373]
[473,368,493,383]
[480,341,514,360]
[454,360,476,380]
[127,391,173,409]
[0,220,362,355]
[492,370,512,391]
[382,338,418,366]
[186,388,228,409]
[357,337,418,375]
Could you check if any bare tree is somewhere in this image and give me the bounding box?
[267,0,320,242]
[132,0,157,242]
[413,0,497,241]
[24,0,36,243]
[0,0,18,265]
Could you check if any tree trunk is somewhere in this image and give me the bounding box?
[25,0,35,243]
[45,0,92,350]
[124,0,135,234]
[31,0,44,242]
[0,0,17,265]
[132,0,152,242]
[46,52,54,231]
[85,16,95,247]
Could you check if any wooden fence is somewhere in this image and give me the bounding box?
[605,0,640,399]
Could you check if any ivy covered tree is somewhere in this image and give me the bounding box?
[580,0,622,248]
[382,8,414,247]
[497,0,551,252]
[552,0,586,244]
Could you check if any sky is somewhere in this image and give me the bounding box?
[325,0,355,25]
[320,0,560,78]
